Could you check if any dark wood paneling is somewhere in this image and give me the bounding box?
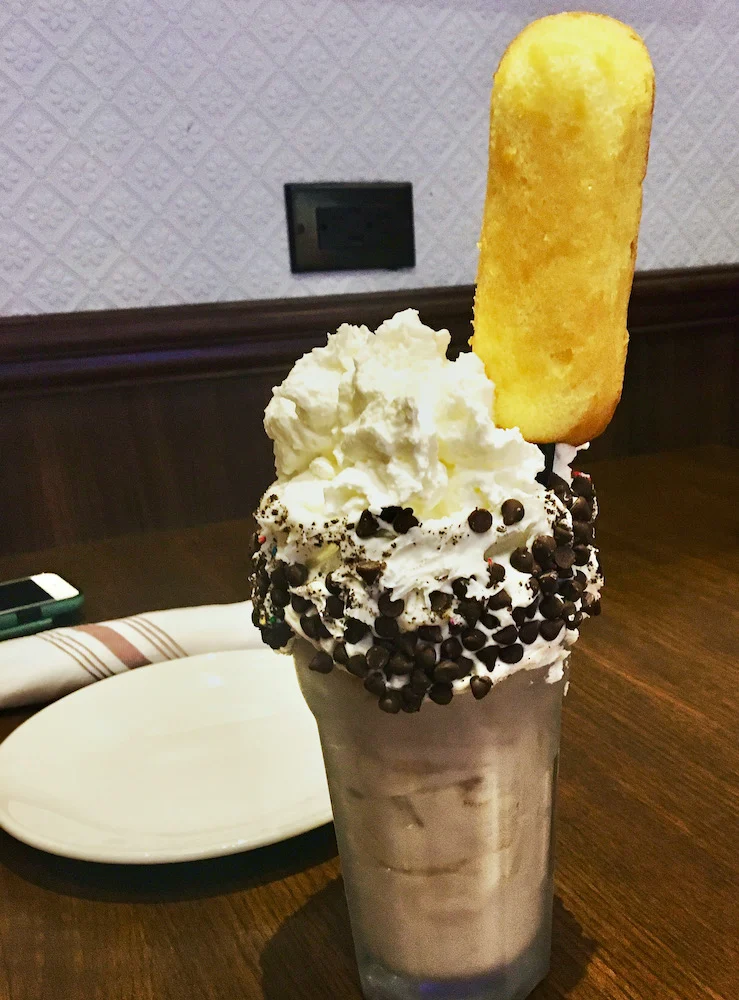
[0,266,736,555]
[0,265,736,391]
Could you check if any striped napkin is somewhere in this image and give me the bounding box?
[0,602,263,710]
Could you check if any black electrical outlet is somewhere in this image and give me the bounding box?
[285,182,415,274]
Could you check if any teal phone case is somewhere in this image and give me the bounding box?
[0,592,85,641]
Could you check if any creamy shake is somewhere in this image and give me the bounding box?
[250,311,602,999]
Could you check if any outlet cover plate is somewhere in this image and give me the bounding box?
[285,182,415,274]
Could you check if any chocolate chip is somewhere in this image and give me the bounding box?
[286,563,309,587]
[418,624,443,643]
[532,535,557,567]
[573,521,594,545]
[511,606,527,627]
[479,611,500,630]
[379,690,402,714]
[590,599,601,617]
[375,636,395,650]
[410,669,430,694]
[560,579,584,602]
[270,564,288,589]
[554,522,574,547]
[470,675,493,700]
[347,654,368,678]
[498,643,524,664]
[378,593,404,617]
[256,570,269,597]
[524,597,540,618]
[493,624,518,646]
[375,616,400,638]
[400,687,423,713]
[539,595,565,620]
[414,644,437,670]
[262,622,293,649]
[539,619,564,640]
[344,617,370,644]
[501,499,524,525]
[271,588,290,608]
[554,546,576,570]
[549,474,572,507]
[356,510,380,538]
[440,636,463,660]
[387,652,413,675]
[356,560,384,585]
[461,629,486,651]
[448,618,465,634]
[561,601,577,620]
[397,632,418,657]
[300,614,320,639]
[379,505,402,523]
[309,651,333,674]
[429,683,453,705]
[326,573,342,596]
[575,570,588,585]
[487,562,506,585]
[315,619,331,640]
[364,671,387,695]
[510,547,534,573]
[566,611,584,630]
[451,578,470,598]
[394,508,419,534]
[477,646,498,668]
[458,598,483,625]
[571,474,594,499]
[518,621,540,644]
[571,497,592,522]
[434,659,464,683]
[291,594,312,614]
[325,595,345,618]
[573,545,591,566]
[538,572,558,596]
[333,641,349,665]
[487,588,512,610]
[468,508,493,533]
[366,645,390,671]
[430,591,453,613]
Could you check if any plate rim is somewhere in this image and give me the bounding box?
[0,652,332,864]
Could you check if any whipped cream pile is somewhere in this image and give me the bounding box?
[264,309,545,522]
[250,311,603,711]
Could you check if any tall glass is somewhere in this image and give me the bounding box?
[294,637,565,1000]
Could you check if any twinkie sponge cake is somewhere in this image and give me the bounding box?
[471,13,654,445]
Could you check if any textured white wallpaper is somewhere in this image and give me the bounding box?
[0,0,737,316]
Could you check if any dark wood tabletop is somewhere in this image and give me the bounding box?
[0,446,737,1000]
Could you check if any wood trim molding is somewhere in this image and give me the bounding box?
[0,264,737,395]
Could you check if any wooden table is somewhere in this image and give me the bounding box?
[0,447,736,1000]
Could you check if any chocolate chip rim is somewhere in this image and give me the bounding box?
[250,472,602,712]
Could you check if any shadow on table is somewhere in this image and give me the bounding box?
[532,896,597,998]
[261,885,595,1000]
[262,876,361,999]
[0,822,337,903]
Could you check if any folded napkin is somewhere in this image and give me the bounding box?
[0,602,263,710]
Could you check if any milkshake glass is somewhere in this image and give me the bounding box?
[295,637,565,1000]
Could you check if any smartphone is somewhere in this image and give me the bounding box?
[0,573,84,641]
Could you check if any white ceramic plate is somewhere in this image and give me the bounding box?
[0,650,331,864]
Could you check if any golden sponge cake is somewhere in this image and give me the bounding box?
[471,13,654,444]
